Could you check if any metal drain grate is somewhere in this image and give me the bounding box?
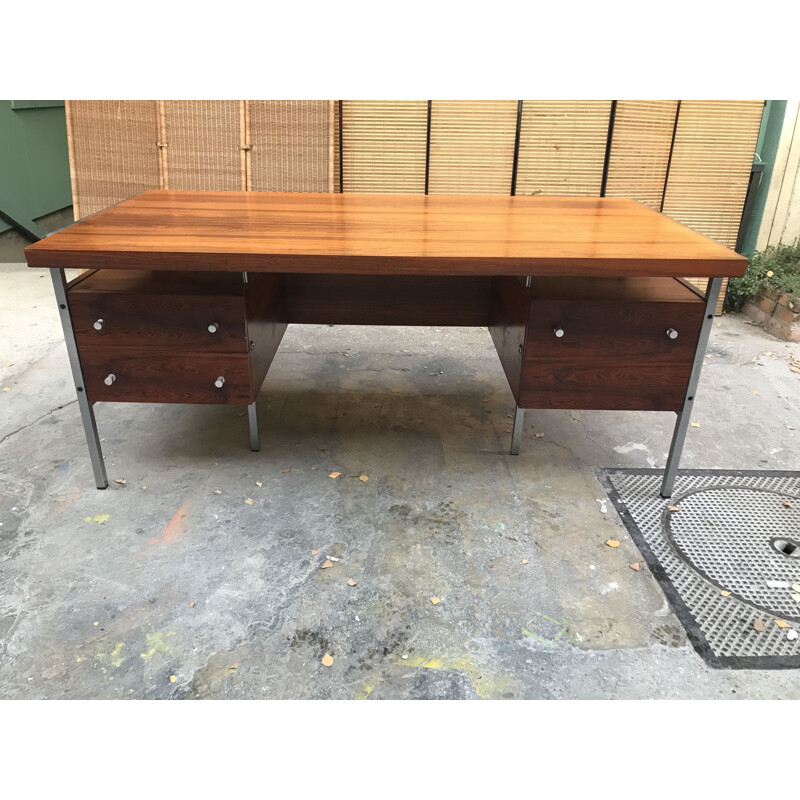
[599,469,800,669]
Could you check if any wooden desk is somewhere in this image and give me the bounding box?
[25,191,747,497]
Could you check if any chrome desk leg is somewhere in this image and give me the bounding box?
[660,277,723,498]
[510,406,525,455]
[50,268,108,489]
[248,401,260,451]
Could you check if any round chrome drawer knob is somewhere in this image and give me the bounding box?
[208,322,219,333]
[93,319,104,330]
[666,328,679,340]
[104,373,116,385]
[214,376,225,388]
[553,326,565,338]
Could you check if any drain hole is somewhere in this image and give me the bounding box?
[771,537,800,557]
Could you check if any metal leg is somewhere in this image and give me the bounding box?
[660,277,723,498]
[510,406,525,455]
[248,401,260,451]
[50,268,108,489]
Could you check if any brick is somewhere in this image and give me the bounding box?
[755,294,777,314]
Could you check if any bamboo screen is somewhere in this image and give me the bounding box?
[66,100,765,312]
[605,100,679,209]
[341,101,427,193]
[662,101,764,247]
[428,101,518,194]
[160,100,243,191]
[66,100,161,218]
[249,101,333,192]
[662,100,764,308]
[515,101,612,196]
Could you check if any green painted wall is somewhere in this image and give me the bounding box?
[0,100,72,235]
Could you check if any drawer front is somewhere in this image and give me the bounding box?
[70,291,248,352]
[520,300,704,411]
[80,347,254,404]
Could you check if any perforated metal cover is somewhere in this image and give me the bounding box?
[600,469,800,669]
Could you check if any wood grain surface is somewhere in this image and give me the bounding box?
[490,276,705,410]
[284,275,492,325]
[25,190,747,277]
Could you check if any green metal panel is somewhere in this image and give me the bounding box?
[740,100,787,257]
[0,99,72,236]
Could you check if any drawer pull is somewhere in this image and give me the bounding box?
[553,326,565,338]
[214,376,225,388]
[104,373,116,385]
[93,319,104,330]
[666,328,679,340]
[208,322,219,333]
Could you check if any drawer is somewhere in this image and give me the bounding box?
[79,347,254,404]
[68,270,249,352]
[520,298,703,411]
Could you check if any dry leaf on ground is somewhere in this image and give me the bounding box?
[629,562,640,571]
[534,432,544,438]
[606,540,620,548]
[282,468,291,473]
[321,560,333,569]
[245,498,254,505]
[753,619,766,632]
[431,597,441,605]
[359,475,369,482]
[347,578,357,586]
[311,550,318,555]
[256,481,262,487]
[522,559,529,565]
[329,472,341,479]
[784,501,793,508]
[721,590,731,597]
[114,479,126,485]
[690,422,700,428]
[775,619,792,628]
[321,653,334,667]
[668,505,681,512]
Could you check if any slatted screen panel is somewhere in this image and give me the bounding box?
[663,100,764,310]
[341,101,428,193]
[248,101,333,192]
[663,101,764,246]
[605,101,679,209]
[515,101,611,196]
[428,101,518,195]
[161,100,243,191]
[66,100,161,219]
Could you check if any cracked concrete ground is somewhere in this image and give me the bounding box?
[1,263,799,699]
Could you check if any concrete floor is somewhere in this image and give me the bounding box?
[1,262,798,699]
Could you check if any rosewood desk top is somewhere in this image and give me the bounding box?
[25,191,747,278]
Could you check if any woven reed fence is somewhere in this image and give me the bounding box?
[66,100,765,312]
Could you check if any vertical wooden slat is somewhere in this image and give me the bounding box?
[341,101,428,193]
[515,101,612,196]
[240,100,249,191]
[157,100,168,189]
[328,100,336,193]
[248,101,331,192]
[64,100,80,219]
[428,101,518,195]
